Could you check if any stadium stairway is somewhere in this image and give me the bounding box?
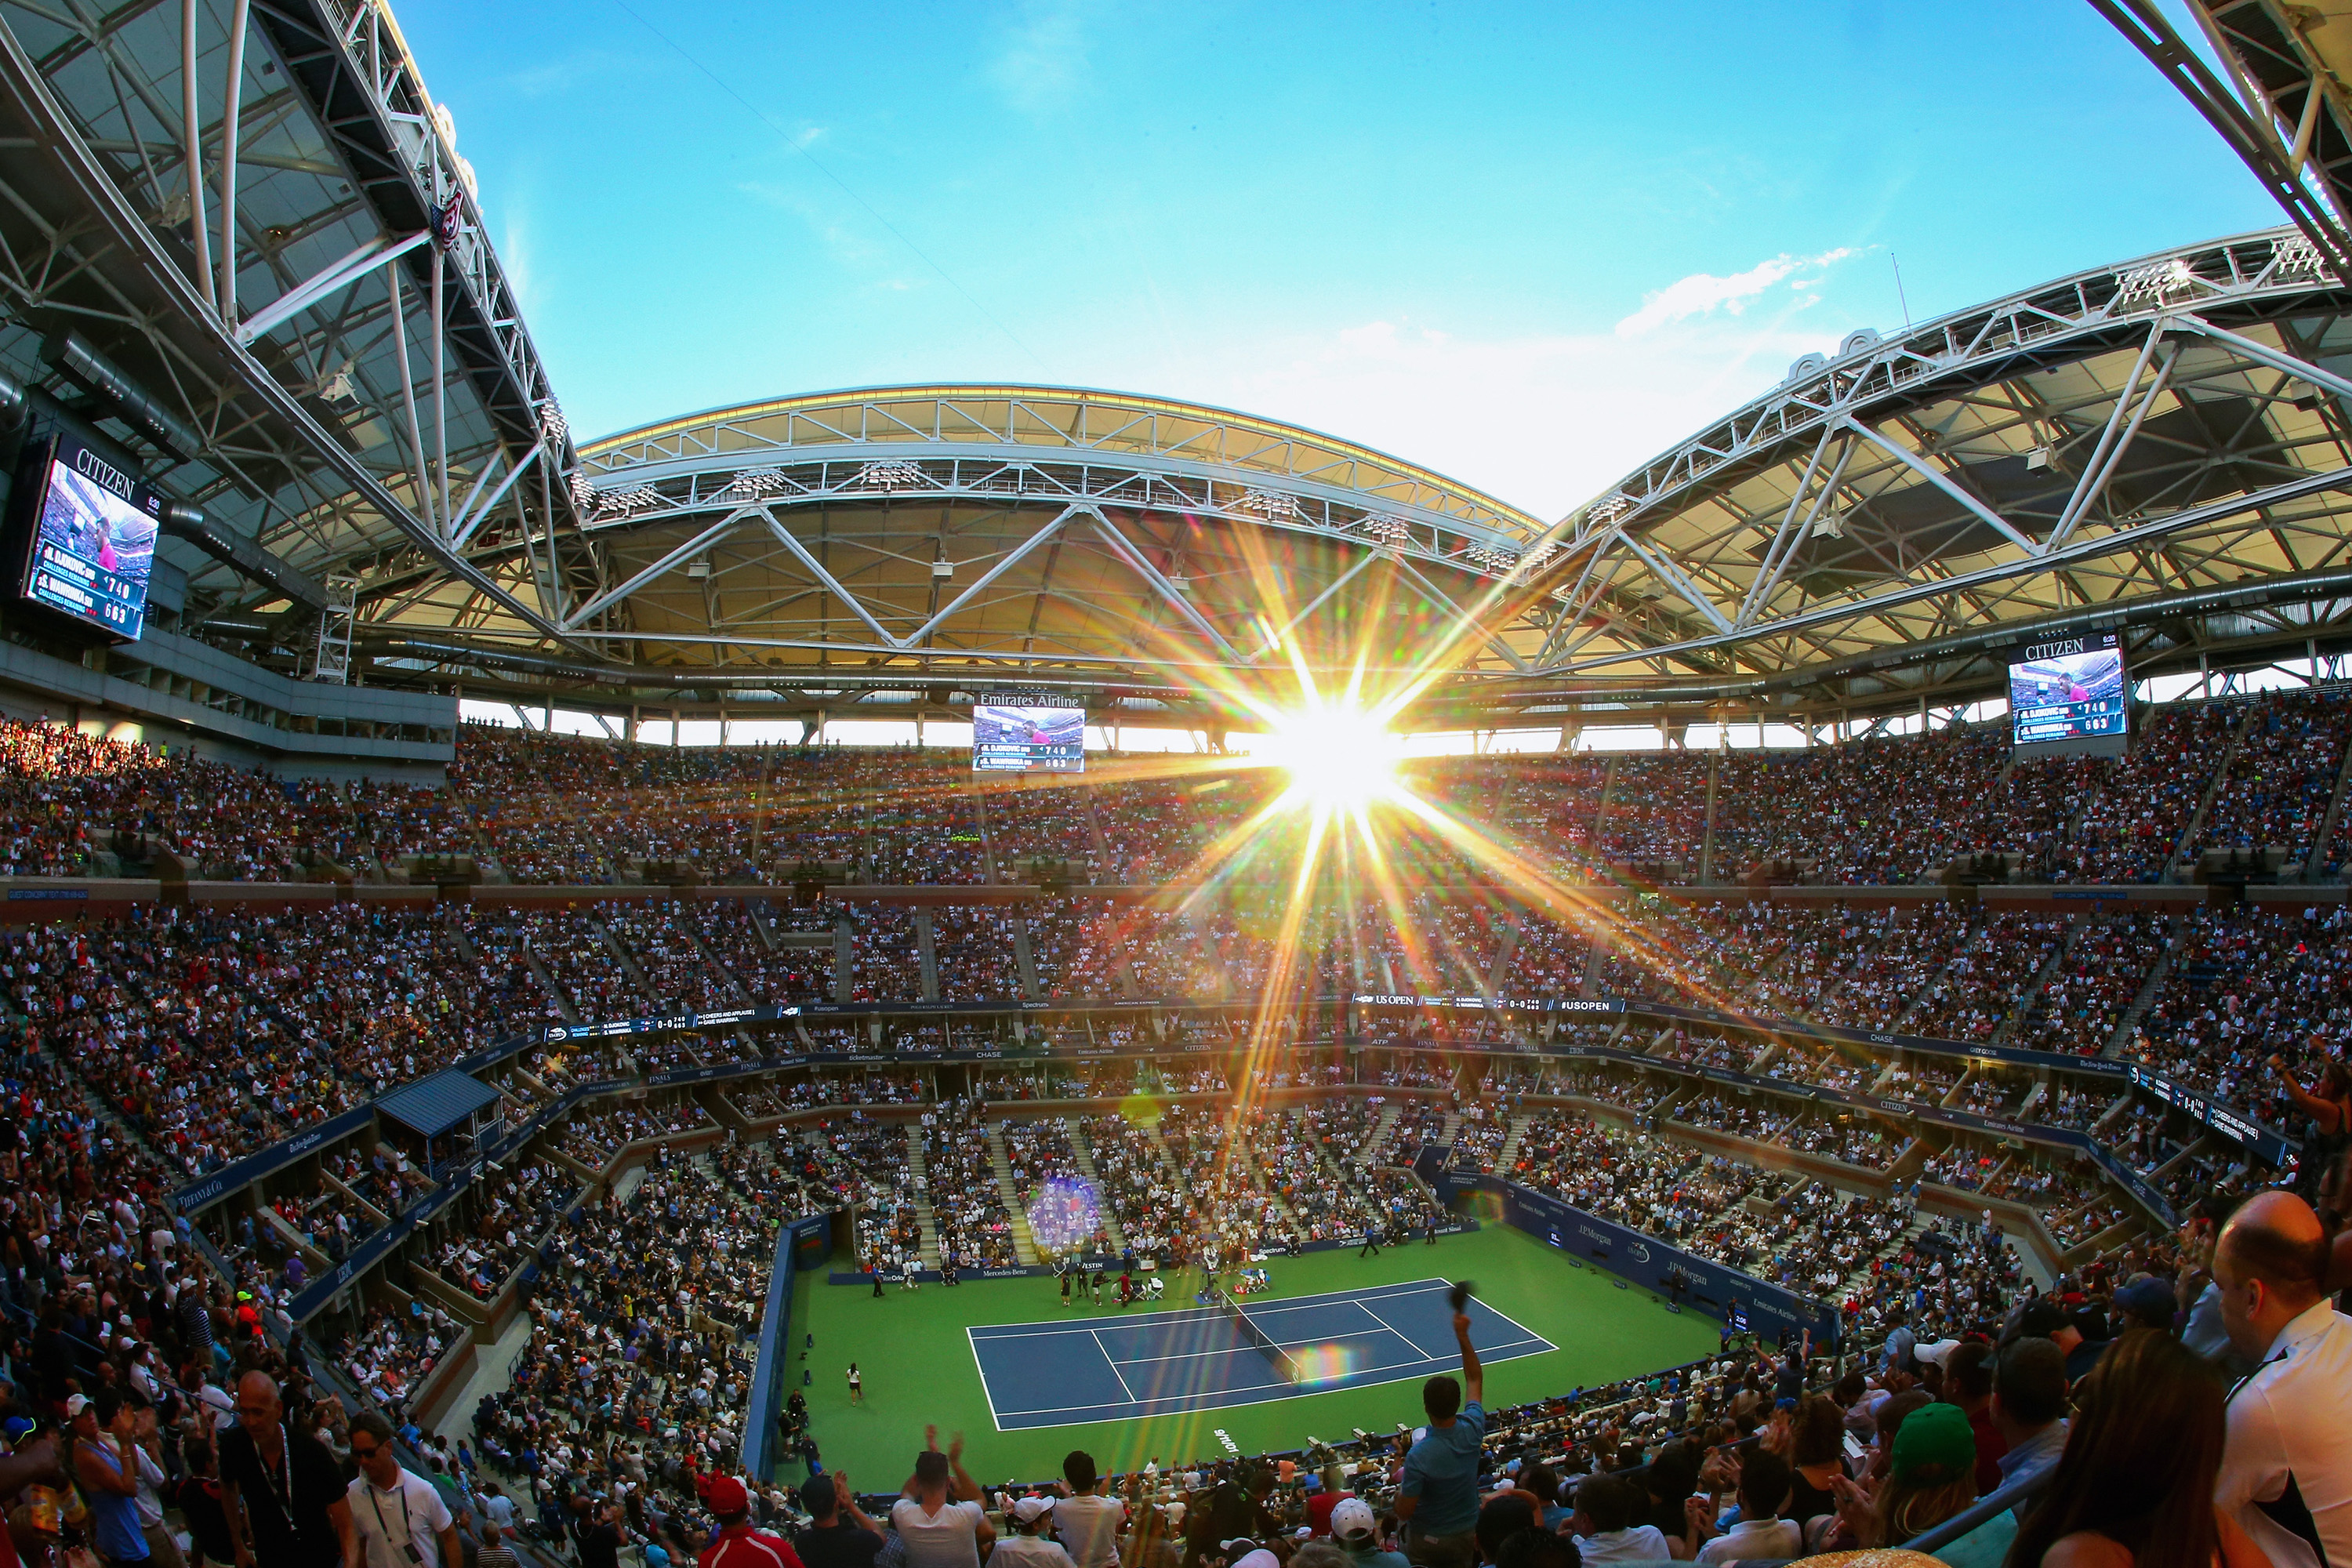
[1798,915,1899,1022]
[521,948,583,1025]
[2168,709,2253,880]
[1065,1118,1128,1252]
[1988,924,2082,1048]
[688,919,757,1005]
[2307,741,2352,881]
[598,916,657,999]
[1493,1112,1532,1174]
[1235,1120,1310,1234]
[981,1120,1044,1265]
[903,1127,942,1271]
[2104,916,2182,1054]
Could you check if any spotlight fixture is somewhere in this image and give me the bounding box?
[592,485,664,517]
[723,468,786,499]
[1356,513,1410,545]
[855,460,926,491]
[1237,488,1301,521]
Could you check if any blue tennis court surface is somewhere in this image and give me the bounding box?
[967,1278,1555,1430]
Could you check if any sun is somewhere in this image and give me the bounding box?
[1259,700,1404,815]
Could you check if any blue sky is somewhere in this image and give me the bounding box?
[396,0,2275,521]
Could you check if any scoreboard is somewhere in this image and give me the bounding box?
[2009,630,2129,757]
[972,695,1086,773]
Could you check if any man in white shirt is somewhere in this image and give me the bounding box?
[1053,1451,1123,1568]
[890,1436,993,1568]
[2212,1190,2352,1568]
[994,1498,1076,1568]
[1569,1476,1669,1563]
[1686,1450,1799,1567]
[347,1411,459,1568]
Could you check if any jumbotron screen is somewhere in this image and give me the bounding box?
[972,699,1086,773]
[19,433,158,641]
[2008,631,2128,757]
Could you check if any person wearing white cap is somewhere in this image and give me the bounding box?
[992,1498,1076,1568]
[1330,1499,1409,1568]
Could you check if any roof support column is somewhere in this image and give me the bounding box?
[216,0,248,320]
[180,0,214,312]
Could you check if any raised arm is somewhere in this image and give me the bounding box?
[2271,1057,2346,1131]
[1454,1312,1483,1408]
[948,1432,981,1503]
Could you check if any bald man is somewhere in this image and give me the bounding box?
[2212,1190,2352,1568]
[217,1371,361,1568]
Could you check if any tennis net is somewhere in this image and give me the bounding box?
[1220,1290,1298,1384]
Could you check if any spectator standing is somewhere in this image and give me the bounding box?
[2009,1330,2266,1568]
[699,1477,804,1568]
[890,1434,992,1568]
[1392,1311,1485,1568]
[793,1474,881,1568]
[172,1437,239,1568]
[475,1526,517,1568]
[218,1371,359,1568]
[2211,1191,2352,1568]
[126,1400,184,1568]
[71,1392,151,1568]
[1182,1461,1276,1568]
[1053,1451,1124,1568]
[345,1411,459,1568]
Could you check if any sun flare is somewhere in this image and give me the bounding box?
[1261,701,1404,815]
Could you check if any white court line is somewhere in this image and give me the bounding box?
[1348,1297,1426,1352]
[964,1326,1010,1431]
[1090,1328,1142,1405]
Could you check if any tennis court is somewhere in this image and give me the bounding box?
[966,1277,1555,1430]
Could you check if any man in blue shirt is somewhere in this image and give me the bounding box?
[1392,1310,1483,1568]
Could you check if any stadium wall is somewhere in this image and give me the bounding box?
[1483,1176,1842,1343]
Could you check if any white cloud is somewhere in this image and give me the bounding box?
[499,208,537,314]
[988,0,1096,115]
[1210,298,1867,521]
[1614,247,1859,338]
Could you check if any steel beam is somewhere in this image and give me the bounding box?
[1546,460,2352,674]
[234,228,428,346]
[450,436,547,551]
[1839,417,2042,555]
[1084,507,1243,662]
[756,507,907,649]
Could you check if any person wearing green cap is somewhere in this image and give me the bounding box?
[1818,1399,1979,1552]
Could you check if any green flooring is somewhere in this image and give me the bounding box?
[770,1225,1719,1490]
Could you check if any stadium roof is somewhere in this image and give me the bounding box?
[542,384,1548,707]
[16,0,2352,733]
[1501,227,2352,722]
